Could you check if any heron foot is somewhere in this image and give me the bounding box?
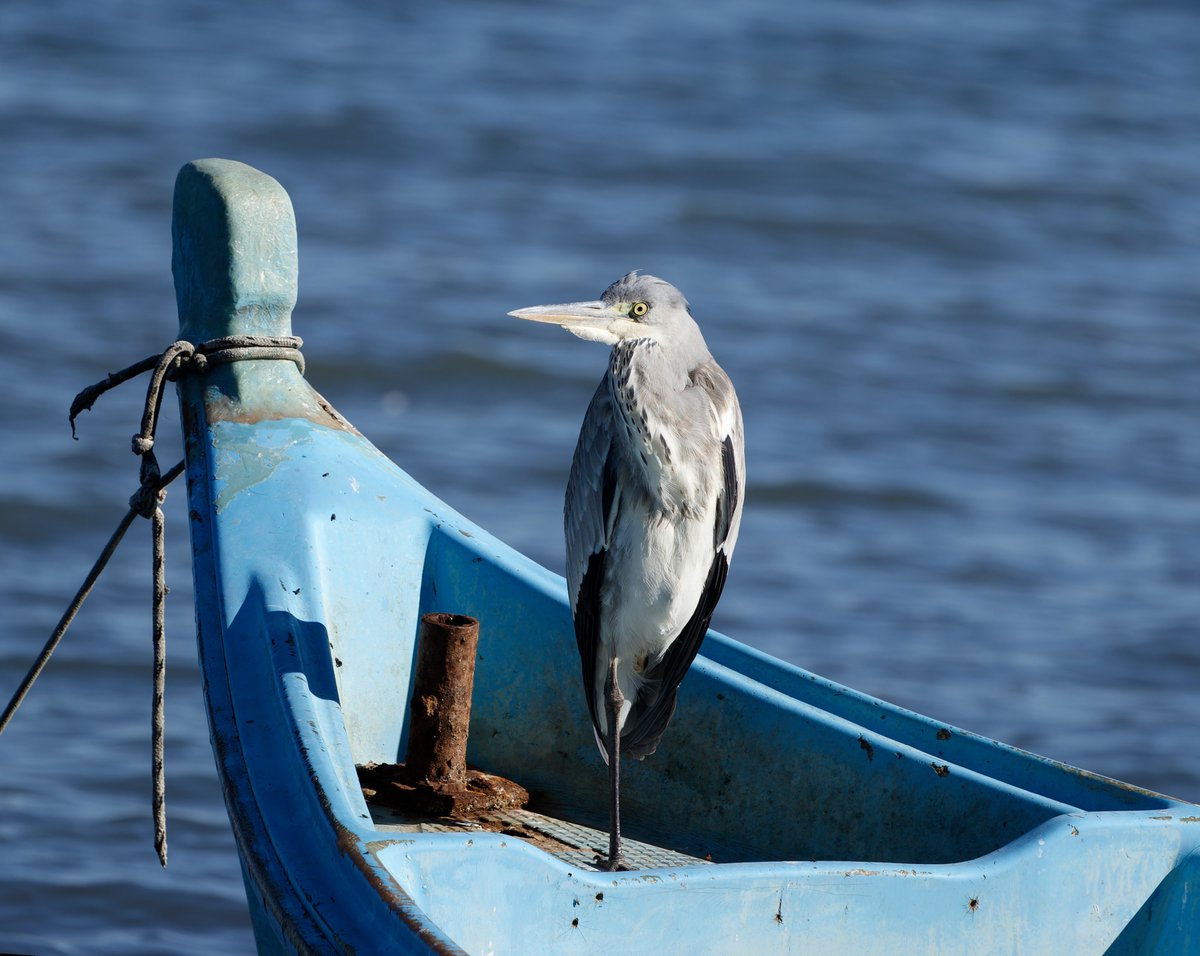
[600,854,631,872]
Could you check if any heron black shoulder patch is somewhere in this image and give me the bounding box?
[574,548,607,734]
[714,434,738,550]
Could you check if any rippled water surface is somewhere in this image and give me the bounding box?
[2,2,1198,952]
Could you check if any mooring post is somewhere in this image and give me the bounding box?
[404,612,481,789]
[357,610,527,816]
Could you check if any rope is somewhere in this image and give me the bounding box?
[152,504,167,864]
[69,334,303,439]
[1,334,303,868]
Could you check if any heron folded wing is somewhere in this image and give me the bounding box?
[573,548,606,735]
[574,441,623,732]
[713,434,739,551]
[564,381,614,611]
[690,360,744,555]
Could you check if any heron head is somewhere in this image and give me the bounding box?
[509,272,705,352]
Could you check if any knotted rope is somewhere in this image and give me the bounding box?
[0,334,303,867]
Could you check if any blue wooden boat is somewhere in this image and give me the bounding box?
[173,159,1200,954]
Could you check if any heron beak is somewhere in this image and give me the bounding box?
[508,300,611,326]
[508,300,622,344]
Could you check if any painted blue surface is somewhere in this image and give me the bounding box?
[176,160,1200,954]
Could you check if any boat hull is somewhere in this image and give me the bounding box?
[172,158,1200,954]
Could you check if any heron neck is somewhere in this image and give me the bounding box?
[607,339,711,516]
[610,335,709,393]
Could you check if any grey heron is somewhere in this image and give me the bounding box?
[510,272,744,870]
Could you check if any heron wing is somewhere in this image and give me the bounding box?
[564,381,619,732]
[696,360,745,556]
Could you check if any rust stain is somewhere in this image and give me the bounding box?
[858,735,875,762]
[204,391,356,433]
[358,762,529,819]
[931,762,950,777]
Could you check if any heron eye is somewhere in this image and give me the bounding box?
[630,301,649,318]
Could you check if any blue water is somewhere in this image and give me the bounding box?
[2,2,1198,952]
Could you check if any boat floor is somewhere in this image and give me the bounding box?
[366,802,713,872]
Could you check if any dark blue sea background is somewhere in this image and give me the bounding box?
[1,2,1197,952]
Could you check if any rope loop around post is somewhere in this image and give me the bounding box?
[68,333,303,438]
[3,333,304,869]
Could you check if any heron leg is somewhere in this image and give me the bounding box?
[603,657,628,871]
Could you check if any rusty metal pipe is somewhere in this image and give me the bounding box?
[358,610,526,816]
[404,612,480,789]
